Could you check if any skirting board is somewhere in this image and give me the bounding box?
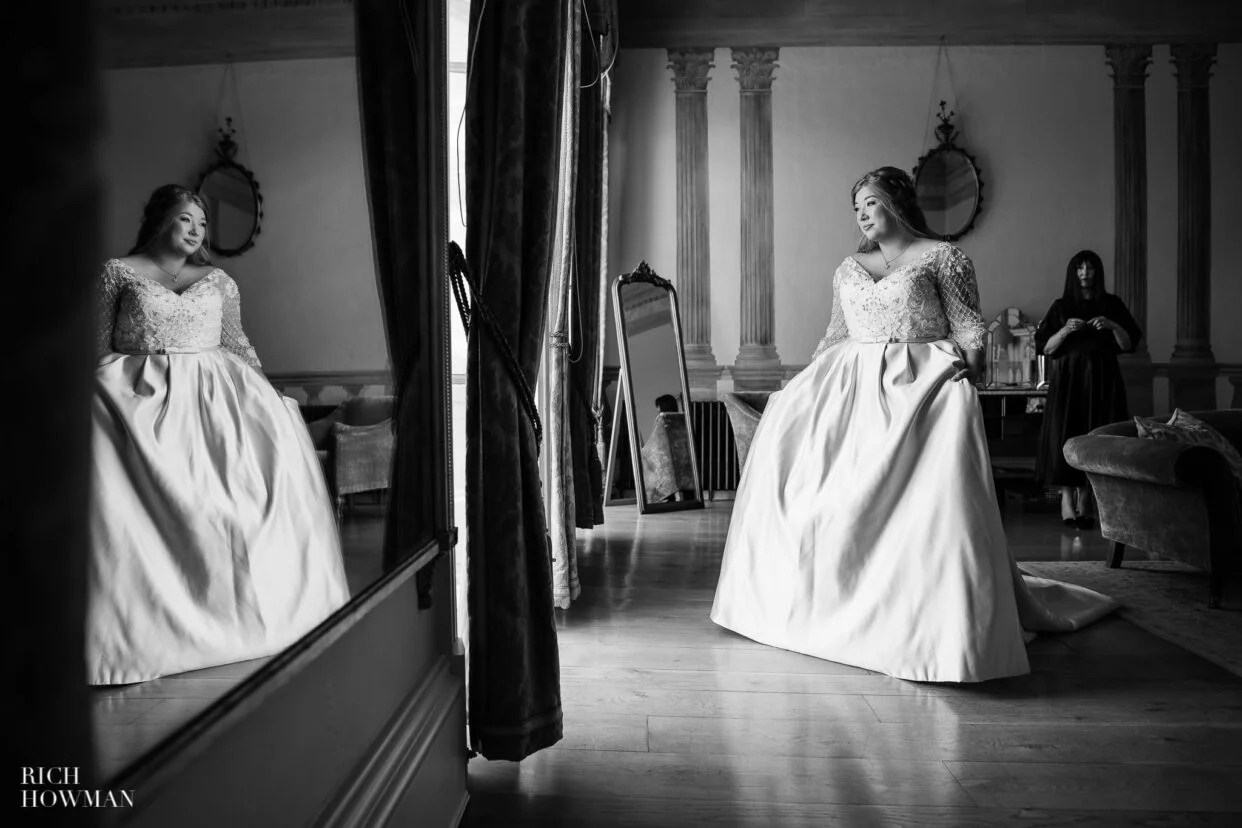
[316,656,466,827]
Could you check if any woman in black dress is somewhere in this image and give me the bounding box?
[1035,250,1142,528]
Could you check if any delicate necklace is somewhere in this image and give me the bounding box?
[152,258,183,282]
[880,241,913,270]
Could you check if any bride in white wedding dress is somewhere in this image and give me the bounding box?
[711,167,1119,683]
[89,185,349,685]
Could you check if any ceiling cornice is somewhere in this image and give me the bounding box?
[618,0,1242,48]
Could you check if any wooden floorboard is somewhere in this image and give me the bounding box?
[462,503,1242,827]
[461,794,1242,827]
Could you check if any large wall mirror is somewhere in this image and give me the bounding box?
[90,8,450,795]
[605,261,705,514]
[913,102,984,241]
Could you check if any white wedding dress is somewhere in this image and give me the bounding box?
[710,242,1119,683]
[88,259,350,685]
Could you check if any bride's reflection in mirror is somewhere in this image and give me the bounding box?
[91,59,393,781]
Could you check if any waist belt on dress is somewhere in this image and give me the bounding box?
[853,335,945,344]
[116,346,220,355]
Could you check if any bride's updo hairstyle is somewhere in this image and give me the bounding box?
[128,183,213,266]
[850,166,936,253]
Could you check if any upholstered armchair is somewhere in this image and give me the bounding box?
[719,391,774,471]
[306,396,396,520]
[1063,410,1242,608]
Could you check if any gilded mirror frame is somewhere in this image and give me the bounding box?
[196,117,264,258]
[913,102,984,242]
[606,261,705,514]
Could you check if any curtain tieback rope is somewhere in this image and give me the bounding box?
[448,241,544,451]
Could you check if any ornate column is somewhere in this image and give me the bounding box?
[1168,43,1218,411]
[730,47,783,392]
[667,48,721,397]
[1105,45,1154,416]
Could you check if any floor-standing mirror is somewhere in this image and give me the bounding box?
[605,261,705,513]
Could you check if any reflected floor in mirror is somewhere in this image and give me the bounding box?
[91,499,387,782]
[463,502,1242,827]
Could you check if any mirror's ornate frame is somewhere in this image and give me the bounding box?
[606,260,705,514]
[196,117,264,258]
[913,102,984,242]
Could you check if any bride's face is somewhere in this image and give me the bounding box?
[161,201,208,258]
[853,186,890,242]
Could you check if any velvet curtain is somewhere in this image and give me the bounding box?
[354,0,449,571]
[464,0,573,760]
[570,40,612,531]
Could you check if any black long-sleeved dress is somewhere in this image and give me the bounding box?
[1034,294,1143,487]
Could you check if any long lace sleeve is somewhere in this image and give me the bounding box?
[219,274,263,372]
[936,246,986,351]
[95,261,123,360]
[811,265,850,361]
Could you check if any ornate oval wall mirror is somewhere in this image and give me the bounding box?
[197,118,264,257]
[913,102,984,241]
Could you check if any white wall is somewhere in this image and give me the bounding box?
[102,58,387,375]
[608,45,1242,406]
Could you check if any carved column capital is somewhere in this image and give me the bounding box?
[667,48,715,92]
[1171,43,1217,89]
[1104,44,1152,89]
[731,47,779,92]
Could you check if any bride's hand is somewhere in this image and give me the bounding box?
[952,348,984,384]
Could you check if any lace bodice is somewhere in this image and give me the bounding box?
[811,242,987,360]
[95,259,262,371]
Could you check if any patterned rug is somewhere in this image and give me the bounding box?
[1019,560,1242,679]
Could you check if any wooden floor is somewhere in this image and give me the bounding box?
[91,500,387,782]
[462,502,1242,827]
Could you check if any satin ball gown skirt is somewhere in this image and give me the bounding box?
[87,349,351,685]
[710,339,1118,683]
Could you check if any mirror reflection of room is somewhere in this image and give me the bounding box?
[913,101,983,241]
[92,57,394,782]
[917,150,978,235]
[618,278,698,504]
[197,118,262,255]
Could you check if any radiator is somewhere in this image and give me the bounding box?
[688,400,740,495]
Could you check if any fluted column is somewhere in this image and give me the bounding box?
[731,46,782,392]
[667,48,721,396]
[1105,45,1154,416]
[1169,43,1218,410]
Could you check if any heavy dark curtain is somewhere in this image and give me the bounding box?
[354,0,449,570]
[464,0,572,760]
[569,34,612,531]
